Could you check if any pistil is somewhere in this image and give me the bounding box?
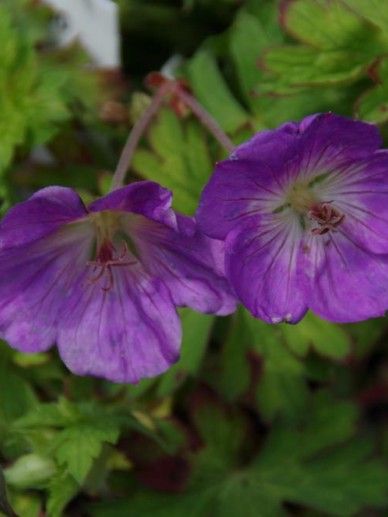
[287,182,318,214]
[87,211,137,291]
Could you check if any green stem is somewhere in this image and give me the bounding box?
[110,81,174,190]
[110,80,235,190]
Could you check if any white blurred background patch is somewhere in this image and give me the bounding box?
[42,0,120,68]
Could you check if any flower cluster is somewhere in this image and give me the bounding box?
[1,113,388,382]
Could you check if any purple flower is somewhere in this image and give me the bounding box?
[197,113,388,324]
[0,181,235,382]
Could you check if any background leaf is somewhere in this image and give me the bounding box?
[132,108,214,214]
[186,50,249,133]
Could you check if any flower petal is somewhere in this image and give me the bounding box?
[0,186,87,250]
[197,159,281,240]
[0,221,93,352]
[231,120,301,168]
[301,113,382,160]
[89,181,177,228]
[278,115,383,190]
[225,214,308,323]
[58,266,181,383]
[308,231,388,322]
[129,214,236,316]
[321,153,388,254]
[226,112,379,187]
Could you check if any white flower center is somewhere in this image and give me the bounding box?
[286,182,318,214]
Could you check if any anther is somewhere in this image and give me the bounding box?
[308,202,344,236]
[87,240,137,291]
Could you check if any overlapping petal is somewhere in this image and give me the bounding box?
[197,159,281,240]
[131,214,236,316]
[231,120,301,169]
[89,181,177,229]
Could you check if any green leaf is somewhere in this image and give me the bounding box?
[255,345,308,422]
[239,311,352,419]
[53,422,120,484]
[281,312,351,359]
[11,493,41,517]
[89,492,214,517]
[262,46,371,91]
[229,2,284,117]
[191,397,247,465]
[46,470,79,517]
[293,391,358,457]
[342,0,388,33]
[282,0,383,50]
[12,351,50,368]
[0,356,37,422]
[12,400,144,486]
[186,50,249,133]
[156,309,214,397]
[132,108,214,214]
[254,395,387,516]
[229,11,271,102]
[345,317,387,358]
[255,437,387,516]
[153,419,188,456]
[89,394,388,517]
[356,58,388,123]
[262,0,385,92]
[0,465,16,517]
[213,393,387,516]
[126,377,157,399]
[24,66,70,146]
[245,314,309,421]
[252,85,357,128]
[0,2,97,178]
[0,8,40,170]
[215,310,251,401]
[13,398,79,429]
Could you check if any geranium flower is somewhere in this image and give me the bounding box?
[197,113,388,324]
[0,182,235,382]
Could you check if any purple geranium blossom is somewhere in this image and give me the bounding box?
[0,181,235,382]
[197,113,388,324]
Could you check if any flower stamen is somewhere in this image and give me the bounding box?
[87,240,137,291]
[308,202,345,236]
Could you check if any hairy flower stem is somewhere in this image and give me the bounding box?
[176,88,235,154]
[110,80,235,190]
[111,81,173,191]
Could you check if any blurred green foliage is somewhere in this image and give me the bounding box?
[0,0,388,516]
[90,393,387,517]
[0,0,99,209]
